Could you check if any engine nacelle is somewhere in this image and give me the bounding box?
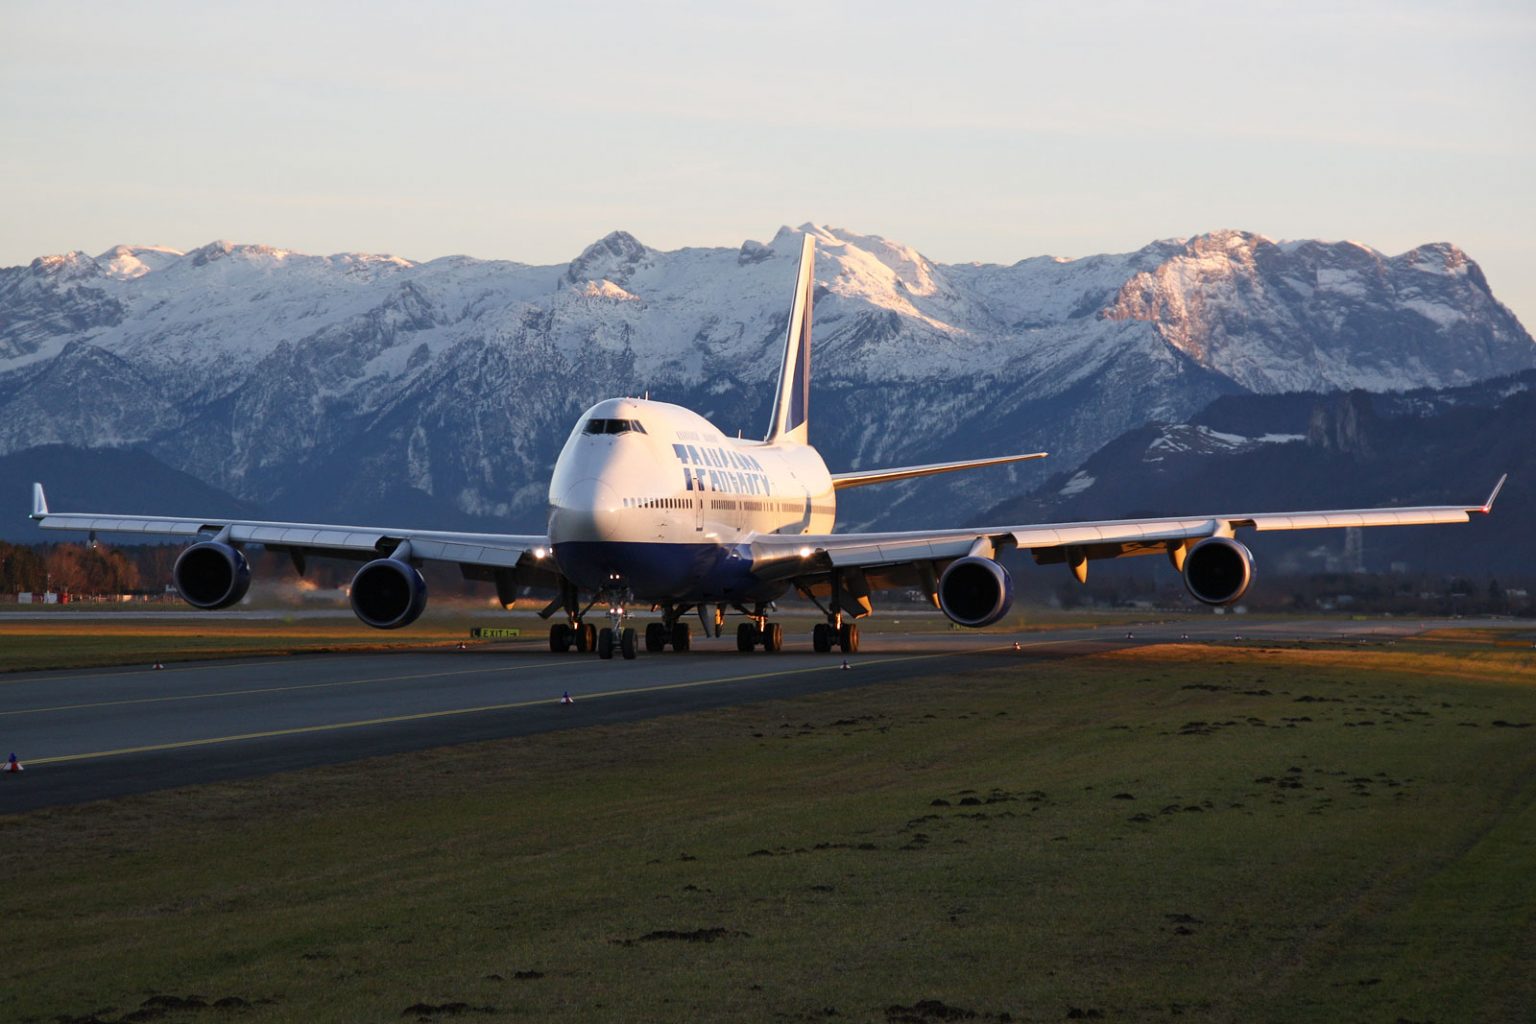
[173,541,252,610]
[349,557,428,629]
[1182,536,1255,606]
[938,556,1014,628]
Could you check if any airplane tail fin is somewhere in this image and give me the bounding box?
[765,234,815,446]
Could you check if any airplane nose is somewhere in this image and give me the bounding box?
[548,476,622,543]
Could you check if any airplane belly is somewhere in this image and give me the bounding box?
[552,540,778,602]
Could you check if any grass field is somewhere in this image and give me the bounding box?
[0,616,503,672]
[3,631,1534,1023]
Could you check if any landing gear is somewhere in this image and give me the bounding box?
[671,621,691,651]
[812,622,831,653]
[733,605,783,653]
[802,571,860,654]
[645,622,667,652]
[598,626,639,661]
[838,621,859,653]
[551,621,597,653]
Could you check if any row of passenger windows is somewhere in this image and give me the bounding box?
[584,418,647,435]
[619,496,834,516]
[623,497,688,509]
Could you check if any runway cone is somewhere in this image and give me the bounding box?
[153,661,164,670]
[458,642,467,651]
[840,659,850,670]
[1012,641,1022,652]
[5,753,21,774]
[560,691,575,705]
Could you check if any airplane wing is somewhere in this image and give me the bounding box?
[749,476,1508,605]
[830,451,1048,490]
[29,482,556,588]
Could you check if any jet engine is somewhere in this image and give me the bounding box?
[937,556,1014,628]
[173,541,252,610]
[1182,537,1255,606]
[349,557,428,629]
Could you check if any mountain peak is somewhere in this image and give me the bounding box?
[564,230,650,286]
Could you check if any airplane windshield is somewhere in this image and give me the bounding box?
[583,418,648,435]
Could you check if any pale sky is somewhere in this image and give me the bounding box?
[3,0,1533,326]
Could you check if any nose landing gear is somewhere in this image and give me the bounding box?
[596,590,638,661]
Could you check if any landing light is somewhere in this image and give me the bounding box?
[533,547,548,560]
[799,546,813,558]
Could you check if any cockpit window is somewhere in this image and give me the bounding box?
[583,418,648,435]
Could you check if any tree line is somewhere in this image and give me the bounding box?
[0,541,181,596]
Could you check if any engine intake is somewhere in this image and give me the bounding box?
[173,541,252,610]
[350,557,428,629]
[938,556,1014,628]
[1182,537,1254,606]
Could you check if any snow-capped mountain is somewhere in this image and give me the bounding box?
[0,226,1529,532]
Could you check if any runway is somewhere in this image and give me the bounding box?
[0,617,1518,812]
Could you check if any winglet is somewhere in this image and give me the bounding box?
[1479,473,1508,514]
[31,482,48,520]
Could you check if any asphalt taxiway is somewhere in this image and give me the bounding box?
[1,617,1522,812]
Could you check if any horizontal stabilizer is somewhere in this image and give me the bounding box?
[830,451,1048,491]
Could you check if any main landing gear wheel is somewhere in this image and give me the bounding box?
[576,623,597,653]
[619,627,638,660]
[550,623,573,653]
[812,622,832,653]
[672,622,692,651]
[736,622,756,652]
[598,627,615,660]
[645,622,667,652]
[838,622,860,653]
[762,622,783,652]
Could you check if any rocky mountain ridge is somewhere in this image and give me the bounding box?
[1,225,1529,532]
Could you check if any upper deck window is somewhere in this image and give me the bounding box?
[583,418,648,435]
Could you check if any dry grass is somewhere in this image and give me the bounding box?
[3,631,1534,1023]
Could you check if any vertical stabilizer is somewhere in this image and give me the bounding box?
[765,234,815,446]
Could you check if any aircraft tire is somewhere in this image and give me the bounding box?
[736,622,757,652]
[581,623,598,652]
[597,627,615,659]
[812,622,832,653]
[672,622,691,651]
[550,623,573,653]
[620,627,638,660]
[838,622,860,653]
[645,622,667,652]
[762,622,783,652]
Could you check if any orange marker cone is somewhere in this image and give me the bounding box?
[5,753,22,774]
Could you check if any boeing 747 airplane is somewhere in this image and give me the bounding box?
[30,236,1505,659]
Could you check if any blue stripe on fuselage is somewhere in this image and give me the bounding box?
[552,540,786,603]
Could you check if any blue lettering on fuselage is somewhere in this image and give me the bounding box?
[668,441,771,497]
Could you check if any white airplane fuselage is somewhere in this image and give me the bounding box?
[548,397,834,602]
